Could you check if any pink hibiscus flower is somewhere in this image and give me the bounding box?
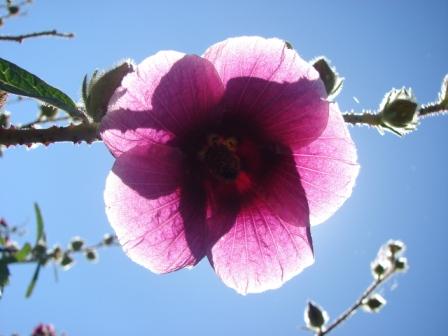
[101,36,359,294]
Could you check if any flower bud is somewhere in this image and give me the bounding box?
[386,240,405,257]
[362,293,386,313]
[102,233,115,246]
[84,248,98,262]
[69,237,84,251]
[379,88,419,136]
[7,5,19,15]
[39,104,58,119]
[60,252,74,270]
[312,57,344,100]
[394,257,408,272]
[83,60,134,122]
[50,245,63,262]
[33,241,47,259]
[304,301,329,331]
[371,260,389,280]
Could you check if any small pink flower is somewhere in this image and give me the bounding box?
[101,36,359,294]
[31,323,56,336]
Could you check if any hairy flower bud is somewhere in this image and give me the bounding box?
[83,61,134,122]
[39,104,58,119]
[312,57,344,100]
[50,245,63,262]
[386,240,405,257]
[102,234,115,246]
[371,260,389,280]
[60,252,74,270]
[304,301,329,331]
[379,88,419,136]
[33,241,47,260]
[85,248,98,262]
[362,293,386,313]
[394,257,408,272]
[7,5,19,15]
[69,237,84,251]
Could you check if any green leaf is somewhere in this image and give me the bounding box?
[14,243,32,262]
[33,203,45,244]
[0,57,81,117]
[25,263,41,298]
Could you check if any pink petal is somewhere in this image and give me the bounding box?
[208,156,313,294]
[293,103,360,225]
[101,51,225,157]
[208,202,313,295]
[203,36,329,148]
[104,144,207,273]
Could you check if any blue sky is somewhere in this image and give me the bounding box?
[1,0,447,335]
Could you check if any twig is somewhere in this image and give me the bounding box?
[0,30,74,43]
[343,111,381,127]
[418,102,447,118]
[0,123,100,146]
[4,236,119,266]
[317,265,397,336]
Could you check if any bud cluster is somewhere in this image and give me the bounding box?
[0,214,117,297]
[365,240,408,313]
[303,240,409,335]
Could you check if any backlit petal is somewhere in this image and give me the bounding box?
[208,199,313,294]
[104,144,207,273]
[101,51,224,157]
[208,155,313,294]
[204,36,328,147]
[293,103,359,225]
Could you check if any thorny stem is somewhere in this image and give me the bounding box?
[343,112,381,127]
[0,105,445,148]
[0,123,100,146]
[317,266,397,336]
[0,30,74,43]
[419,102,447,117]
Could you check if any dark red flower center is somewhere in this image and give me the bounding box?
[200,134,240,182]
